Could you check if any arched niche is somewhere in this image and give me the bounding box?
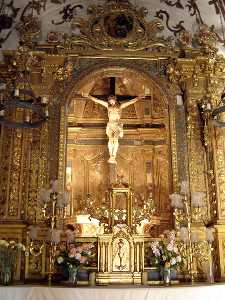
[50,64,179,235]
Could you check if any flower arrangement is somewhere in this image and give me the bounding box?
[55,242,95,284]
[0,240,25,285]
[0,240,25,267]
[150,230,182,269]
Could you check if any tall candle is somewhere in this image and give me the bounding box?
[42,96,48,104]
[14,89,19,96]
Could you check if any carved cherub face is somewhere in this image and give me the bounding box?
[108,95,117,106]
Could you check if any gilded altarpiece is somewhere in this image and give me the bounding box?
[1,0,225,283]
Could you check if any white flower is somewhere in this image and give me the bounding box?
[17,243,25,251]
[57,256,64,264]
[151,241,161,257]
[0,240,9,247]
[171,257,177,266]
[75,253,81,261]
[176,256,182,263]
[153,249,161,257]
[151,241,159,248]
[168,231,176,242]
[167,243,174,252]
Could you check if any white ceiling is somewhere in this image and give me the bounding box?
[0,0,225,57]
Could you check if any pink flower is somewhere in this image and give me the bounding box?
[166,243,174,252]
[80,256,87,263]
[168,231,176,241]
[83,243,94,250]
[76,246,83,253]
[68,247,77,258]
[69,244,76,250]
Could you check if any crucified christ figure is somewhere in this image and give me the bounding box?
[82,93,143,164]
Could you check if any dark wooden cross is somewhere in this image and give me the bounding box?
[90,76,138,102]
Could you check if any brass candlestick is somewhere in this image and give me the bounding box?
[40,180,69,285]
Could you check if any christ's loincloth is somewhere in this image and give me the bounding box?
[106,121,123,139]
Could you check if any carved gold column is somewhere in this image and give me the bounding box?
[190,54,225,280]
[2,104,34,221]
[0,126,11,218]
[210,95,225,279]
[213,123,225,221]
[185,87,208,221]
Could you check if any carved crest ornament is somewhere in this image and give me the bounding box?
[63,0,172,51]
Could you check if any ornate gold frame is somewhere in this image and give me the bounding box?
[1,0,225,283]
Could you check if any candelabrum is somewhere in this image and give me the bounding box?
[132,193,156,227]
[26,225,44,256]
[170,181,215,283]
[39,180,69,284]
[83,190,156,233]
[25,225,45,280]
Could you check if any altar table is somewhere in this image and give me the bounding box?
[0,284,225,300]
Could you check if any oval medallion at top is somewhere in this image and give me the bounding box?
[104,13,134,39]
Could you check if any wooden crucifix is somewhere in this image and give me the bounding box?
[82,77,145,164]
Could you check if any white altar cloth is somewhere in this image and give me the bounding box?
[0,284,225,300]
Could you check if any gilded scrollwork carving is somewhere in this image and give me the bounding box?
[53,58,74,81]
[26,132,41,222]
[195,24,218,55]
[67,0,172,51]
[186,97,208,219]
[166,60,181,83]
[177,29,192,49]
[7,129,23,217]
[0,127,11,218]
